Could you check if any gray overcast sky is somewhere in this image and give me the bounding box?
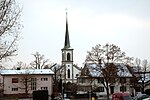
[12,0,150,67]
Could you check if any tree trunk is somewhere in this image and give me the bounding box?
[106,87,110,100]
[106,82,110,100]
[142,80,144,93]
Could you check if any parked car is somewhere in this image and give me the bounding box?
[112,92,132,100]
[143,98,150,100]
[133,94,150,100]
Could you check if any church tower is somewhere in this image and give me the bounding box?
[61,11,74,83]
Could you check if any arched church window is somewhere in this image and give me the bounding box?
[68,69,70,78]
[67,53,70,61]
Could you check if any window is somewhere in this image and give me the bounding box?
[12,78,18,83]
[31,78,36,90]
[41,87,48,90]
[67,53,70,61]
[99,87,104,92]
[120,86,126,92]
[12,88,18,91]
[68,69,70,78]
[41,78,48,81]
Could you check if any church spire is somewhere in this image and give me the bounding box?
[64,10,70,49]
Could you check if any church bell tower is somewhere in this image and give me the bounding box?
[61,11,74,83]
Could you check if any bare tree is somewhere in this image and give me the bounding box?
[140,59,150,93]
[11,71,32,98]
[30,52,49,69]
[142,59,149,72]
[0,0,22,66]
[135,58,141,72]
[86,43,133,100]
[12,70,36,98]
[19,74,32,97]
[12,61,28,69]
[133,58,150,93]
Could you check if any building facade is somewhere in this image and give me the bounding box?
[77,63,135,99]
[0,69,54,97]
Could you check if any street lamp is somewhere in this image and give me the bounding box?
[89,90,91,100]
[89,85,92,100]
[141,73,145,93]
[60,74,64,99]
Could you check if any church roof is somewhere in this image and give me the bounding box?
[74,64,82,71]
[84,63,133,77]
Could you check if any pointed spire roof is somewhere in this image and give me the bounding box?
[64,10,71,49]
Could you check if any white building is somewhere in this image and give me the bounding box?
[0,69,54,98]
[77,63,134,99]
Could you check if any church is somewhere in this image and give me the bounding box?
[52,12,81,83]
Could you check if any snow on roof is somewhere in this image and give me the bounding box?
[114,63,132,77]
[0,69,54,75]
[86,63,132,77]
[138,73,150,83]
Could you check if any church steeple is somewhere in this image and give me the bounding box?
[61,10,75,83]
[64,11,70,49]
